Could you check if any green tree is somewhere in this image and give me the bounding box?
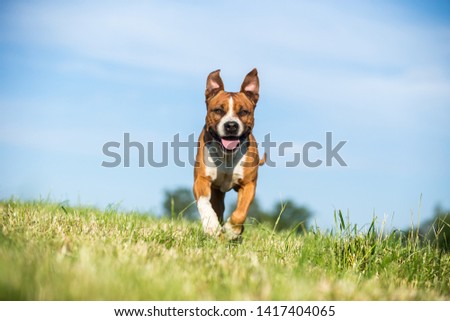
[271,200,312,233]
[247,197,272,223]
[421,205,450,252]
[247,197,312,233]
[162,187,197,220]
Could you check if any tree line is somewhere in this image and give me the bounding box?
[408,204,450,252]
[162,187,450,250]
[162,187,312,233]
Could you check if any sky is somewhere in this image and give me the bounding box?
[1,0,449,230]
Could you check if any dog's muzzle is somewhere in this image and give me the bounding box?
[207,126,251,152]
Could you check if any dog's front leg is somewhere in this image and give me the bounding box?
[193,176,221,236]
[223,182,256,239]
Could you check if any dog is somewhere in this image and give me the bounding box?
[193,68,263,240]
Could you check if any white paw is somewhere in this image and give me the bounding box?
[202,218,221,236]
[197,196,221,236]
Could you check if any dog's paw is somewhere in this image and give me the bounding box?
[221,220,244,242]
[202,220,221,237]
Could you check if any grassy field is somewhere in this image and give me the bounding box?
[0,199,449,300]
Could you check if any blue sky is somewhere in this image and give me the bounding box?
[1,0,449,230]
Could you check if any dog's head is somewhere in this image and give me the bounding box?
[204,68,259,152]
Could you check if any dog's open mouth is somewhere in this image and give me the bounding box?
[220,137,240,151]
[207,127,250,152]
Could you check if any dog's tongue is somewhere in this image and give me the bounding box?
[221,138,240,150]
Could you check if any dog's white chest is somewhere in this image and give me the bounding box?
[204,146,245,192]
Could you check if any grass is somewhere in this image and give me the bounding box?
[0,199,449,300]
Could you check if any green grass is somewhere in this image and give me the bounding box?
[0,199,449,300]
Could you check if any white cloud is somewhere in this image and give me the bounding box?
[7,1,448,69]
[6,1,449,109]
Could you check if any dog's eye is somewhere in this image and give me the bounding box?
[238,109,250,117]
[212,108,225,116]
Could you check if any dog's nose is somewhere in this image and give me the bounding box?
[224,121,239,135]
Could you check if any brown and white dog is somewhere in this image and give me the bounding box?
[193,68,263,240]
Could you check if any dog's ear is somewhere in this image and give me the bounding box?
[240,68,259,105]
[205,69,224,101]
